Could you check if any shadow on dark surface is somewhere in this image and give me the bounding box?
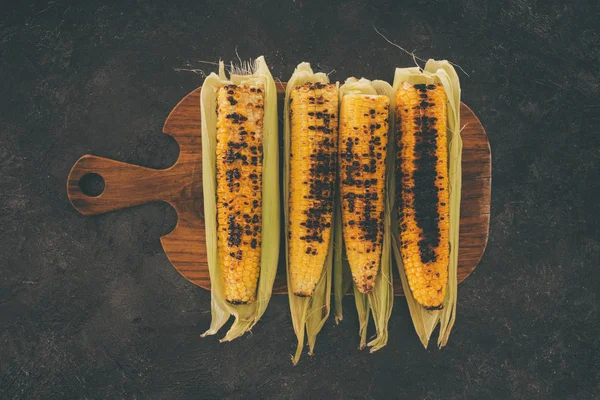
[1,0,599,399]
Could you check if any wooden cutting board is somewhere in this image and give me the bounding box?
[67,83,491,295]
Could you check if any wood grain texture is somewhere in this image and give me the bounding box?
[67,83,491,296]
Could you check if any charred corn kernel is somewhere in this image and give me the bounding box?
[288,82,338,297]
[395,82,449,309]
[216,84,265,304]
[339,94,389,294]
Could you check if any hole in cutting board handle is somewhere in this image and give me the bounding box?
[79,173,105,197]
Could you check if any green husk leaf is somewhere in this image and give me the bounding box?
[353,274,370,349]
[200,56,280,341]
[333,200,352,324]
[390,59,462,348]
[284,63,335,364]
[334,77,395,352]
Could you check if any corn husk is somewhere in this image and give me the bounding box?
[200,56,280,341]
[283,63,336,364]
[390,59,462,348]
[333,78,394,352]
[333,202,352,324]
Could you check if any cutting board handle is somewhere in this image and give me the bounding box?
[67,155,175,216]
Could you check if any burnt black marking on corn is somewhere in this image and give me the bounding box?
[394,147,403,209]
[225,112,248,124]
[225,168,241,192]
[343,137,354,162]
[345,193,356,213]
[227,215,243,247]
[411,107,442,263]
[320,137,335,148]
[358,193,379,243]
[225,148,235,164]
[298,83,337,247]
[342,103,387,246]
[395,114,407,247]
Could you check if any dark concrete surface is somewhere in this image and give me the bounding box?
[1,0,599,399]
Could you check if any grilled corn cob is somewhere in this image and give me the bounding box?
[339,94,389,294]
[288,82,338,297]
[216,83,265,304]
[395,82,449,309]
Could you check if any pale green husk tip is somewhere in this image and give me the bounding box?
[199,56,280,341]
